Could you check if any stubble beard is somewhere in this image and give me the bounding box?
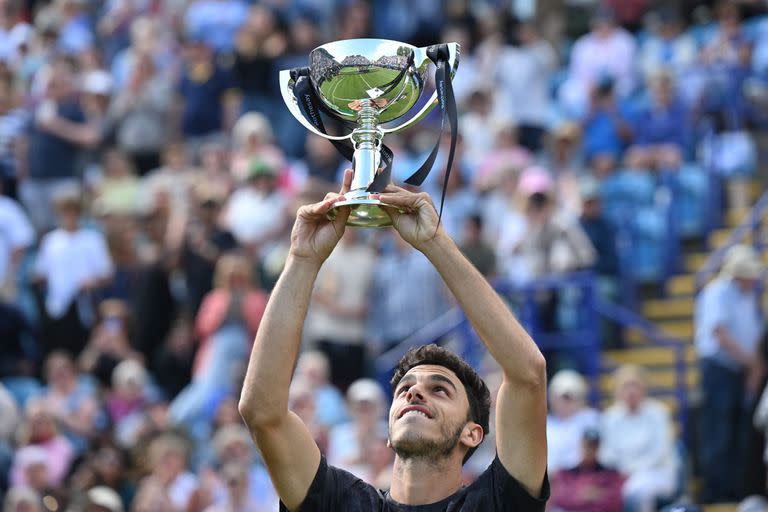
[389,417,465,463]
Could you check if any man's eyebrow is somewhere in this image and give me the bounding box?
[428,374,458,392]
[396,375,417,389]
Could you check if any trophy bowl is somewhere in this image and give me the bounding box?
[280,39,459,227]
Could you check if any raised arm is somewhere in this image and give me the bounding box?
[376,187,548,496]
[238,172,351,511]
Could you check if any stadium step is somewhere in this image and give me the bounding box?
[684,252,709,273]
[625,320,692,345]
[667,274,695,296]
[604,346,697,367]
[642,297,694,320]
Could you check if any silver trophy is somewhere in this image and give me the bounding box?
[280,39,459,227]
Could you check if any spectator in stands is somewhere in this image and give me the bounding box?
[0,0,32,67]
[170,253,266,429]
[176,36,239,149]
[560,6,637,117]
[0,382,20,493]
[546,369,601,473]
[700,0,753,119]
[184,0,247,54]
[55,0,95,57]
[581,78,634,165]
[233,5,286,121]
[229,112,285,185]
[92,149,140,218]
[11,399,75,489]
[459,214,496,278]
[207,424,279,511]
[327,379,389,485]
[32,188,113,357]
[695,244,763,502]
[600,365,679,512]
[638,8,697,82]
[579,178,622,345]
[0,72,27,197]
[140,142,198,219]
[140,433,198,511]
[223,159,288,260]
[497,167,596,294]
[746,332,768,495]
[109,51,173,176]
[105,359,150,427]
[78,299,143,387]
[19,58,99,233]
[0,183,33,301]
[295,351,348,428]
[38,351,104,453]
[549,427,625,512]
[151,315,195,401]
[2,486,43,512]
[490,22,558,153]
[288,377,329,456]
[629,72,690,171]
[304,227,375,391]
[367,232,452,353]
[540,121,585,217]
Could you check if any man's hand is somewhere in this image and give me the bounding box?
[289,169,352,263]
[374,185,447,251]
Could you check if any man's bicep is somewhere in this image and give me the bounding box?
[495,378,548,498]
[250,411,322,511]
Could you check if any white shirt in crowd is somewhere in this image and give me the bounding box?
[599,398,679,476]
[224,188,286,250]
[0,196,34,290]
[546,407,601,472]
[492,40,558,128]
[695,277,763,370]
[33,227,113,318]
[560,27,637,115]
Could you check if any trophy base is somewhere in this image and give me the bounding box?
[328,197,398,227]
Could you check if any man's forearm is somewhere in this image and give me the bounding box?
[421,233,545,384]
[714,326,752,366]
[239,256,321,425]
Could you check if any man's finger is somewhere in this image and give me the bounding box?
[304,195,344,217]
[340,169,353,195]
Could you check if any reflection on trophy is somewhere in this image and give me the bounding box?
[280,39,460,227]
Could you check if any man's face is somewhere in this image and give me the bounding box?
[388,365,476,461]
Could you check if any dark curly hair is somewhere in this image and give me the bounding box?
[390,344,491,464]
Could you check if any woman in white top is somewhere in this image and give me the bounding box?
[546,369,601,472]
[600,365,679,512]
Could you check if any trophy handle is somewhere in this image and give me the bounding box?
[382,42,460,135]
[278,69,352,142]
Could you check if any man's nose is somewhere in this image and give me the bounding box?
[405,384,425,402]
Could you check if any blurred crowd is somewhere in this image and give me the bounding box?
[2,0,768,511]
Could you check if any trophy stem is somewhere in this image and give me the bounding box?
[349,102,383,196]
[326,101,396,227]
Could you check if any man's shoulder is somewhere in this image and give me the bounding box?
[284,456,383,511]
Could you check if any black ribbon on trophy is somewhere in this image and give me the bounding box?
[289,43,457,221]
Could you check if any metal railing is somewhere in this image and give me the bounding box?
[695,190,768,291]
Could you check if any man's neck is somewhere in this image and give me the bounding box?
[388,455,463,506]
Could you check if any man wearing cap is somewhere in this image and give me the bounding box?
[223,158,287,259]
[239,173,548,510]
[695,244,765,502]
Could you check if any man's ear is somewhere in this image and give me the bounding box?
[460,422,484,450]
